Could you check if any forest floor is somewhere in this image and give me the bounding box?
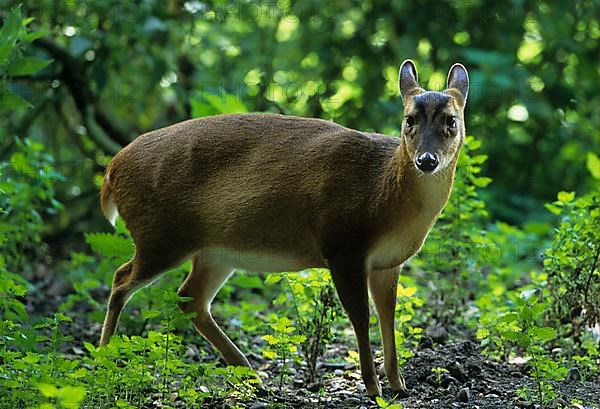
[243,339,600,409]
[33,282,600,409]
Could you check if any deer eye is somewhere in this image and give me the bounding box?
[405,115,415,128]
[446,115,456,129]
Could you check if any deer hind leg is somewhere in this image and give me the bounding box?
[100,257,163,345]
[100,245,189,346]
[177,257,250,367]
[100,260,135,345]
[368,267,408,396]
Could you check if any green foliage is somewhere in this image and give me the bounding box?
[262,316,306,390]
[0,268,28,323]
[544,190,600,336]
[0,287,257,408]
[78,219,192,335]
[480,287,568,405]
[266,269,341,384]
[37,383,86,409]
[0,6,51,111]
[58,252,104,321]
[84,331,255,407]
[586,153,600,180]
[84,231,134,266]
[191,92,249,118]
[375,395,404,409]
[0,138,62,272]
[569,337,600,382]
[58,220,136,325]
[394,281,424,364]
[431,367,450,388]
[0,300,89,408]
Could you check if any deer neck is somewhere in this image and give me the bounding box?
[377,138,458,221]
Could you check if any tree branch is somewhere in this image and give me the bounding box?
[33,38,128,153]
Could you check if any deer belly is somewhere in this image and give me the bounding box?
[195,247,326,272]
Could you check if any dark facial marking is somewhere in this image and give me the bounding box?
[413,92,451,120]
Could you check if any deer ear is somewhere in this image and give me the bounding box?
[446,63,469,104]
[399,59,419,100]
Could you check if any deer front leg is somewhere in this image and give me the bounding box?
[329,256,381,397]
[369,267,408,397]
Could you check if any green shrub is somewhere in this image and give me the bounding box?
[394,280,424,364]
[265,269,340,385]
[0,5,52,112]
[480,285,567,405]
[0,138,62,272]
[544,190,600,338]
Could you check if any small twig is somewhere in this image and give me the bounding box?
[583,244,600,306]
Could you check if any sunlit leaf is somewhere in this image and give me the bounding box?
[7,57,53,76]
[587,152,600,180]
[557,191,575,203]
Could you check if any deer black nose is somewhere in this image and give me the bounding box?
[415,152,439,172]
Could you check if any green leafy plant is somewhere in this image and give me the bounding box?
[0,5,52,111]
[431,366,449,387]
[266,269,341,384]
[375,395,404,409]
[0,138,62,272]
[569,338,599,381]
[484,288,567,405]
[0,280,88,409]
[0,266,28,323]
[262,315,306,391]
[393,281,424,365]
[37,383,86,409]
[544,190,600,339]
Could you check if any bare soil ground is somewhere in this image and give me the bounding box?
[246,340,599,409]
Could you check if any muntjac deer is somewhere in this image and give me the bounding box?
[99,60,469,397]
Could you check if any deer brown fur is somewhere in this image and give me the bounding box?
[98,60,469,397]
